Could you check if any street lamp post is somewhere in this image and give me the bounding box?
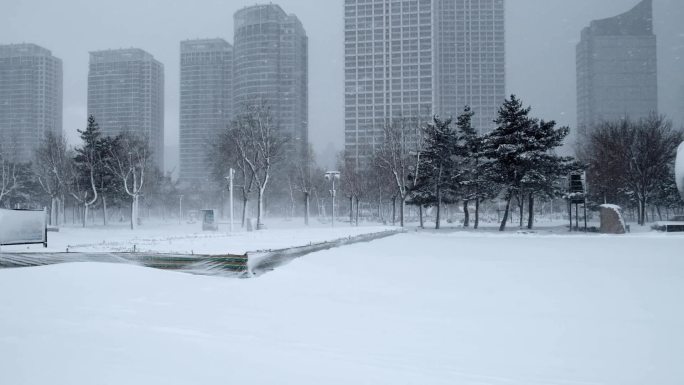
[225,169,235,233]
[324,171,341,228]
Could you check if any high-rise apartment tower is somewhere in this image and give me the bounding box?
[233,4,309,160]
[0,43,62,163]
[344,0,505,166]
[179,39,233,186]
[576,0,657,138]
[88,48,165,170]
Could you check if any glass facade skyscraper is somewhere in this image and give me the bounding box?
[88,48,165,171]
[179,39,233,186]
[0,43,62,163]
[576,0,657,139]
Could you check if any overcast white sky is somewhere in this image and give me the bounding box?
[2,0,683,173]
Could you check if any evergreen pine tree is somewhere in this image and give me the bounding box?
[483,96,576,231]
[72,115,103,227]
[411,116,460,229]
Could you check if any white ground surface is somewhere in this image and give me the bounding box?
[1,220,394,255]
[1,229,683,384]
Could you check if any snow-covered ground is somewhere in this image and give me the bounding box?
[1,219,394,255]
[1,230,683,384]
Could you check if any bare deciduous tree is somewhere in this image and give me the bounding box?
[376,117,424,227]
[583,115,683,225]
[34,131,72,225]
[105,131,151,230]
[291,144,316,226]
[230,103,288,230]
[0,151,18,208]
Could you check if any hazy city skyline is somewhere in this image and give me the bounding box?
[2,0,684,173]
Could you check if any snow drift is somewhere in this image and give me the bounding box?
[676,142,684,200]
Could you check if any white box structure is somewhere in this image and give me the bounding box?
[0,209,47,247]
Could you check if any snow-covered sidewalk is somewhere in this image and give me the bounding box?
[1,230,683,384]
[1,220,394,255]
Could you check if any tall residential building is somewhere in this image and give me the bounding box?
[433,0,505,133]
[0,43,62,163]
[179,39,233,186]
[233,4,309,159]
[88,48,165,170]
[576,0,657,139]
[344,0,505,166]
[344,0,434,166]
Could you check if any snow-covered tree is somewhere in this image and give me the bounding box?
[33,131,73,225]
[0,150,19,208]
[410,116,460,229]
[105,131,151,230]
[210,125,255,228]
[482,95,571,231]
[376,117,424,227]
[340,153,366,226]
[455,106,499,229]
[582,115,683,225]
[71,115,102,227]
[291,144,317,225]
[230,103,288,230]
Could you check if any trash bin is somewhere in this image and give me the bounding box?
[201,210,219,231]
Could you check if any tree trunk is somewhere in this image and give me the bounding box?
[83,204,89,228]
[242,197,248,228]
[304,192,310,226]
[257,187,265,230]
[399,196,405,227]
[392,196,397,226]
[130,195,139,230]
[288,182,295,219]
[59,195,65,226]
[419,206,424,229]
[102,196,108,226]
[355,196,360,226]
[435,188,442,230]
[518,192,525,229]
[527,194,534,230]
[463,200,470,228]
[499,192,513,232]
[378,194,383,223]
[474,198,480,230]
[50,197,58,226]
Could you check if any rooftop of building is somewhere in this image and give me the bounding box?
[181,38,233,53]
[89,48,161,64]
[0,43,56,58]
[234,3,300,29]
[584,0,653,37]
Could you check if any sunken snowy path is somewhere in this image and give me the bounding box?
[1,231,683,384]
